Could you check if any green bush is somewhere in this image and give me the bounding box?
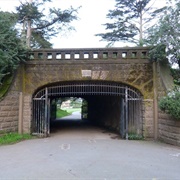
[171,68,180,85]
[159,88,180,120]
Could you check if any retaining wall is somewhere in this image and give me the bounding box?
[159,111,180,146]
[0,73,20,134]
[157,62,180,146]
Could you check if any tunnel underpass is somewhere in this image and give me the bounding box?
[49,95,122,136]
[32,81,143,139]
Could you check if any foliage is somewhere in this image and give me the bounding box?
[0,11,28,84]
[70,98,82,108]
[159,88,180,120]
[128,133,144,140]
[63,108,81,114]
[148,44,167,62]
[15,0,79,48]
[0,132,33,145]
[82,99,88,119]
[0,74,13,99]
[96,0,165,46]
[146,1,180,68]
[171,68,180,85]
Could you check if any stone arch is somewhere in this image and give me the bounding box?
[32,80,144,98]
[31,80,144,138]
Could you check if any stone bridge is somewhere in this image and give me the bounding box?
[1,47,178,145]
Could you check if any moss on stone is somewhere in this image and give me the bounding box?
[0,74,13,99]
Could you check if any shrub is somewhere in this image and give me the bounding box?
[128,133,144,140]
[171,68,180,85]
[159,88,180,120]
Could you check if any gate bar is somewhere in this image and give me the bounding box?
[45,87,48,137]
[125,87,128,140]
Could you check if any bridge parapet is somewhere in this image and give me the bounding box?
[28,47,149,61]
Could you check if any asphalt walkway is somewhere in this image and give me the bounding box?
[0,120,180,179]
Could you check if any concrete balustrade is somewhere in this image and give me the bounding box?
[28,47,149,61]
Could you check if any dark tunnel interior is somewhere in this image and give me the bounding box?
[50,95,122,135]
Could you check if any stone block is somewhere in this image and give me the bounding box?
[159,129,180,141]
[0,117,4,122]
[0,112,9,117]
[144,118,153,126]
[159,136,178,146]
[5,100,16,106]
[23,110,31,116]
[144,112,153,118]
[1,122,11,129]
[12,106,19,111]
[158,112,170,120]
[144,125,154,138]
[11,121,18,127]
[24,95,31,102]
[159,124,180,134]
[8,111,18,117]
[4,117,14,122]
[0,101,6,106]
[1,106,12,111]
[175,121,180,127]
[159,119,176,126]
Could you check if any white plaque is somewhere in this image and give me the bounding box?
[82,70,92,77]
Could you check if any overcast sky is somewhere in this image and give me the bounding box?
[0,0,167,48]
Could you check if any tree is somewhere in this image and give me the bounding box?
[16,0,79,48]
[0,11,27,84]
[146,1,180,68]
[96,0,165,46]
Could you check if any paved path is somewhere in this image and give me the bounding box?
[0,121,180,179]
[59,111,81,120]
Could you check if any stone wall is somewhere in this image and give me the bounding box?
[1,51,179,144]
[159,111,180,146]
[143,99,154,138]
[22,60,154,138]
[0,59,155,138]
[24,60,154,98]
[157,62,180,146]
[0,73,21,134]
[22,95,32,133]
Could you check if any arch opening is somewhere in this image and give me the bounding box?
[32,81,143,139]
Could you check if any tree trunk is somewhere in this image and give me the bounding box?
[139,11,143,46]
[26,0,33,48]
[26,20,31,48]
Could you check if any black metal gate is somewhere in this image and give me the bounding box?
[32,82,143,138]
[32,88,50,137]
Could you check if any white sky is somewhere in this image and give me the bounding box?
[0,0,167,48]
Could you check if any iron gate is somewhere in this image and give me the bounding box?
[32,88,50,137]
[32,82,143,138]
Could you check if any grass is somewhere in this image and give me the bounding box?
[56,109,71,118]
[0,132,33,145]
[56,108,81,118]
